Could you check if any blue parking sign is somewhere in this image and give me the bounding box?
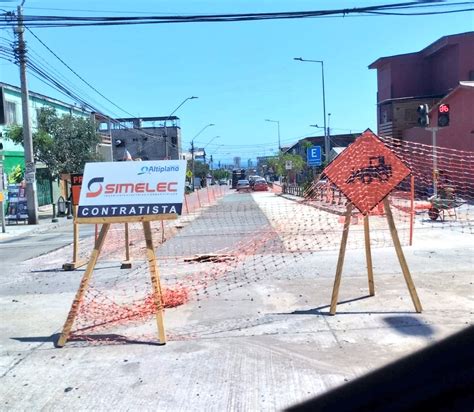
[307,146,322,166]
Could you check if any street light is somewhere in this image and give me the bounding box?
[203,135,220,149]
[203,136,220,164]
[163,96,198,159]
[265,119,281,151]
[294,57,328,162]
[190,123,215,190]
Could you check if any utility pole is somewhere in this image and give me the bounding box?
[426,127,439,197]
[191,140,195,191]
[15,5,38,224]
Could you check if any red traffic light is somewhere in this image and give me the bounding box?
[438,103,450,113]
[437,103,450,127]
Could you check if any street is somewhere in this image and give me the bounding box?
[0,222,96,264]
[0,190,472,410]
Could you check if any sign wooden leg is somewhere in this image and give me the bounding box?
[364,215,375,296]
[121,222,132,269]
[383,198,422,313]
[63,205,87,271]
[330,202,353,315]
[57,223,111,347]
[142,221,167,344]
[72,206,79,262]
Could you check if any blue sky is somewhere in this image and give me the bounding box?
[0,1,473,164]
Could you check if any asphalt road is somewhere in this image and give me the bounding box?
[0,190,472,411]
[0,223,96,264]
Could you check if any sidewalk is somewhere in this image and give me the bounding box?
[0,204,73,240]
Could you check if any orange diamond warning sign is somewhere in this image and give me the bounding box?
[323,130,411,214]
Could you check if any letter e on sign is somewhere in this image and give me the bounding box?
[323,130,410,214]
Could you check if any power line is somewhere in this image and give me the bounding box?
[26,27,138,119]
[2,27,190,154]
[0,2,471,28]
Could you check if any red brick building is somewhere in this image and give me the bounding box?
[369,32,474,151]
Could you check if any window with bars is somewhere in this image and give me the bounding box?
[5,101,18,125]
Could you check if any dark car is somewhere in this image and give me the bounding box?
[248,175,262,188]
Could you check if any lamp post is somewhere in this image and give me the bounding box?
[265,119,281,151]
[163,96,198,159]
[203,136,220,164]
[294,57,328,162]
[190,123,215,191]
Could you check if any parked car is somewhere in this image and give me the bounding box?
[248,175,262,188]
[219,179,228,185]
[236,179,250,192]
[253,179,268,191]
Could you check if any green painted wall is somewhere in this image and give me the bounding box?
[2,151,24,177]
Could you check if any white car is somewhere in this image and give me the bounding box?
[236,179,250,191]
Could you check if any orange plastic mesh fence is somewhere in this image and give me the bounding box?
[67,139,473,345]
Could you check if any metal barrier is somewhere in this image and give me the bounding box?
[283,184,305,197]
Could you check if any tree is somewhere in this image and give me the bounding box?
[186,160,209,179]
[267,152,305,180]
[5,107,101,178]
[211,168,229,181]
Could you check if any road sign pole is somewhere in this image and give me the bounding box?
[432,127,438,197]
[425,127,439,197]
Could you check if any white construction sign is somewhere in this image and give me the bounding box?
[78,160,186,218]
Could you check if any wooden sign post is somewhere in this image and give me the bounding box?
[57,160,186,347]
[63,174,87,271]
[324,130,422,314]
[120,222,132,269]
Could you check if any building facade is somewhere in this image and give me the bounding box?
[284,133,361,160]
[0,82,99,206]
[101,116,181,161]
[369,31,474,149]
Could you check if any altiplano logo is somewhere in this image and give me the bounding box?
[138,165,180,175]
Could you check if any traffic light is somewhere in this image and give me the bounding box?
[417,104,429,127]
[438,103,450,127]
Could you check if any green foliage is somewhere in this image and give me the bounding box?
[300,139,313,150]
[186,160,209,179]
[212,169,229,180]
[193,161,210,179]
[8,164,24,183]
[4,107,101,177]
[267,152,305,178]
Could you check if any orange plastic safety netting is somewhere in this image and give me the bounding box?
[381,136,474,233]
[67,136,473,345]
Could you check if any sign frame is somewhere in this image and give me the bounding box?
[58,160,186,347]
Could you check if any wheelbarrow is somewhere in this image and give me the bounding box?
[427,194,466,221]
